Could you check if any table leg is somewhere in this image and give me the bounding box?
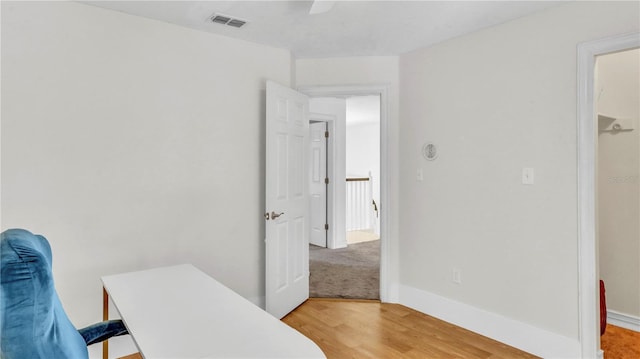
[103,287,109,359]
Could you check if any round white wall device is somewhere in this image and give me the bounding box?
[422,142,438,161]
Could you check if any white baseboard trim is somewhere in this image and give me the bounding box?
[399,285,580,359]
[597,349,604,359]
[607,310,640,332]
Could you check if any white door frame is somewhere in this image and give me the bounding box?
[577,32,639,358]
[298,85,390,302]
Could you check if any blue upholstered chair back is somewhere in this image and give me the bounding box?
[0,228,89,359]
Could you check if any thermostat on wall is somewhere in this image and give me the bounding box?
[422,142,438,161]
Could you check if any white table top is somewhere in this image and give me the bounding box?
[102,264,325,359]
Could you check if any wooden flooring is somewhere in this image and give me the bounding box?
[282,299,539,359]
[117,353,142,359]
[601,324,640,359]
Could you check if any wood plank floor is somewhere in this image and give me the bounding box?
[601,324,640,359]
[282,299,539,359]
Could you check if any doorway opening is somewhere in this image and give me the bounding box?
[595,48,640,357]
[345,96,381,247]
[577,32,640,358]
[302,86,388,301]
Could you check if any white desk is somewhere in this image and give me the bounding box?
[102,264,325,359]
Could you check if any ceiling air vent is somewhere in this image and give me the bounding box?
[210,14,247,28]
[227,19,247,28]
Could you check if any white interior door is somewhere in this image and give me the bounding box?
[309,122,327,247]
[265,81,310,319]
[309,98,347,249]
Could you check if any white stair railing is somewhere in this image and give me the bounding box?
[346,173,374,231]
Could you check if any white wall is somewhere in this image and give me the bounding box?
[597,49,640,319]
[296,56,400,300]
[346,96,381,214]
[346,123,380,178]
[399,1,639,357]
[1,0,291,333]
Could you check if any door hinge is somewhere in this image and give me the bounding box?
[324,131,329,138]
[324,177,329,184]
[324,224,329,231]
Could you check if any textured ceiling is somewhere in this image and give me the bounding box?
[84,1,567,58]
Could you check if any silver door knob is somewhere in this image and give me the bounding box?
[271,211,284,219]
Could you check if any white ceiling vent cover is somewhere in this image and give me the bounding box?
[210,14,247,28]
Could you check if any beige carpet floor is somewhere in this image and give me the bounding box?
[309,240,380,300]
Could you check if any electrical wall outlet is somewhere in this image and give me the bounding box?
[452,268,462,284]
[522,167,534,185]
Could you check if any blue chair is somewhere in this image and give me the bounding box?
[0,228,129,358]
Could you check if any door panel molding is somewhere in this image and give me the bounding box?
[265,81,310,319]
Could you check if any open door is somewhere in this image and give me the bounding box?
[309,121,328,248]
[309,98,347,249]
[265,81,310,319]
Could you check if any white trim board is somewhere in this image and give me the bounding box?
[399,285,580,359]
[607,310,640,332]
